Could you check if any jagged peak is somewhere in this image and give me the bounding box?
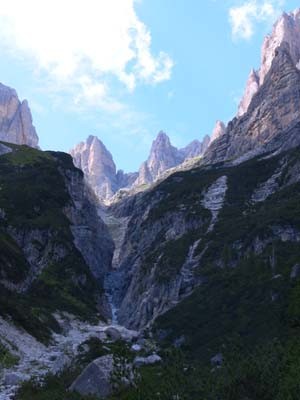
[0,82,39,148]
[237,9,300,117]
[151,131,172,148]
[211,120,226,142]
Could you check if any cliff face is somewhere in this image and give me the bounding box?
[237,69,260,117]
[0,145,113,341]
[238,9,300,117]
[204,42,300,165]
[70,135,119,202]
[0,83,39,147]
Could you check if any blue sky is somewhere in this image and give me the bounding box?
[0,0,298,172]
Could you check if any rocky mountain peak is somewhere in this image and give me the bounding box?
[150,131,173,152]
[210,120,226,142]
[70,135,118,202]
[238,9,300,117]
[0,83,39,147]
[237,69,260,117]
[204,41,300,164]
[142,131,183,183]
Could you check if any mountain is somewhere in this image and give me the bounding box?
[237,69,260,117]
[238,9,300,117]
[0,83,39,148]
[4,9,300,400]
[204,41,300,164]
[210,120,226,142]
[70,130,216,202]
[70,135,138,203]
[134,131,183,186]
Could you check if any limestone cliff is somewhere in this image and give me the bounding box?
[0,83,39,147]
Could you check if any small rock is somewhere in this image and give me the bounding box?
[210,353,223,366]
[133,354,162,367]
[131,344,142,352]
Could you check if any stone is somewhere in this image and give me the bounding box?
[210,353,223,366]
[131,344,142,352]
[105,327,122,341]
[133,354,162,367]
[69,355,114,398]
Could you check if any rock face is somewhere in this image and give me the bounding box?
[210,121,226,143]
[238,69,260,117]
[134,132,184,186]
[0,83,39,147]
[0,145,114,336]
[70,136,119,202]
[238,9,300,117]
[204,42,300,164]
[70,135,138,203]
[71,132,212,202]
[62,165,114,281]
[179,135,211,159]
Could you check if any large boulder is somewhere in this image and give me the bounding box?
[69,355,114,398]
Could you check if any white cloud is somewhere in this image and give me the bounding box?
[229,0,285,40]
[0,0,173,106]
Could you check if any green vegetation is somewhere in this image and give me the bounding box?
[0,342,19,369]
[16,369,99,400]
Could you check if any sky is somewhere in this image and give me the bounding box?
[0,0,298,172]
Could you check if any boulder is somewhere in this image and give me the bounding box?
[133,354,162,367]
[105,327,121,341]
[69,355,114,398]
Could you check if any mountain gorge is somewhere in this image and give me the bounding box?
[1,8,300,400]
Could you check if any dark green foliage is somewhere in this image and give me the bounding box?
[16,368,98,400]
[0,342,19,369]
[28,253,102,322]
[0,232,30,283]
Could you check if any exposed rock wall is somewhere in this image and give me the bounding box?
[0,83,39,147]
[204,43,300,164]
